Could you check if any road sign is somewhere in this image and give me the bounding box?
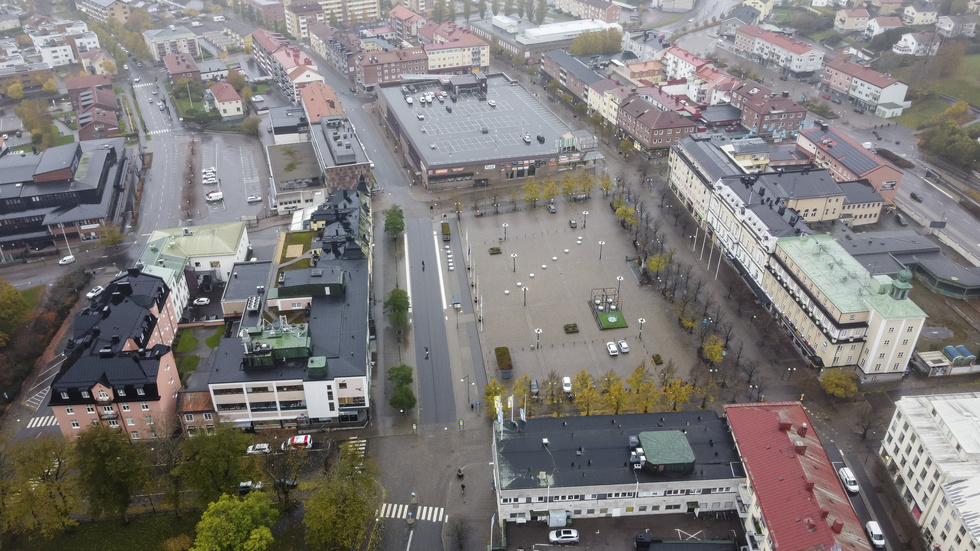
[929,220,947,229]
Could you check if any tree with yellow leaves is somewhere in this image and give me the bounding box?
[571,368,600,415]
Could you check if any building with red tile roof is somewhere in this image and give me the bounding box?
[204,81,244,121]
[661,45,711,80]
[726,402,874,551]
[864,16,902,39]
[163,53,201,83]
[354,47,427,88]
[729,79,807,138]
[822,56,908,116]
[389,5,425,42]
[251,29,289,77]
[301,81,345,121]
[617,95,697,154]
[734,24,824,76]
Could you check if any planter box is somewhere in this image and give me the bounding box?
[653,354,664,365]
[564,323,579,334]
[496,346,513,379]
[489,247,502,255]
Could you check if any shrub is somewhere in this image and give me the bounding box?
[564,323,578,333]
[495,347,513,371]
[875,147,915,169]
[489,247,502,255]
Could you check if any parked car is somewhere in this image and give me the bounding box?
[547,204,556,213]
[282,435,313,451]
[832,98,842,104]
[247,443,272,455]
[606,341,619,356]
[561,376,572,393]
[446,105,452,112]
[193,298,210,306]
[896,213,908,226]
[910,192,923,202]
[86,286,105,300]
[821,93,831,100]
[779,75,788,81]
[487,99,497,107]
[530,378,539,395]
[133,76,140,83]
[617,340,630,354]
[865,521,885,548]
[152,88,158,95]
[59,255,75,265]
[247,195,262,203]
[569,219,577,228]
[838,467,859,493]
[549,529,579,544]
[239,480,263,494]
[522,134,531,143]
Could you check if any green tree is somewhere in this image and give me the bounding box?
[259,443,306,507]
[820,369,859,399]
[463,0,472,21]
[383,204,405,239]
[432,0,446,20]
[149,416,187,518]
[240,85,253,106]
[0,278,29,347]
[99,225,125,249]
[601,369,630,414]
[534,0,548,24]
[42,78,58,93]
[483,379,506,420]
[546,78,561,98]
[619,138,634,156]
[448,0,457,21]
[541,179,559,203]
[304,445,381,550]
[932,41,965,78]
[646,250,672,279]
[491,0,500,15]
[626,363,658,413]
[702,334,725,364]
[241,117,261,136]
[178,424,253,508]
[74,425,150,522]
[2,435,80,539]
[390,383,417,410]
[384,287,410,332]
[479,0,488,18]
[503,0,514,14]
[599,173,613,196]
[660,379,693,411]
[616,205,638,228]
[388,364,414,386]
[191,493,278,551]
[516,0,525,18]
[5,81,23,100]
[511,375,537,417]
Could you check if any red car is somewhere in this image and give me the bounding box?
[821,93,831,100]
[725,125,738,132]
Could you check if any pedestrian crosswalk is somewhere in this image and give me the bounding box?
[148,128,171,135]
[344,437,367,457]
[377,503,446,523]
[24,387,49,411]
[25,415,59,429]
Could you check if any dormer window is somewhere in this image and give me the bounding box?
[81,390,90,398]
[98,390,108,400]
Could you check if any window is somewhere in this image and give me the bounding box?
[184,414,194,422]
[86,405,95,414]
[98,390,108,400]
[108,420,119,428]
[118,389,126,397]
[204,413,213,421]
[131,431,140,440]
[137,388,145,396]
[121,403,130,411]
[81,391,90,398]
[65,405,74,414]
[141,402,149,411]
[71,420,80,428]
[145,416,153,425]
[60,391,69,400]
[126,417,135,426]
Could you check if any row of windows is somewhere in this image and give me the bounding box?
[66,401,151,414]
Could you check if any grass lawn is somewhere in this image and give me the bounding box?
[51,125,74,146]
[254,84,271,95]
[894,97,949,130]
[908,284,980,352]
[20,285,45,311]
[8,513,200,551]
[809,28,838,42]
[893,55,980,107]
[174,330,199,354]
[771,7,798,23]
[278,231,314,264]
[205,326,224,349]
[597,310,628,330]
[180,355,200,373]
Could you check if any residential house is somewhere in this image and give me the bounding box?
[271,46,320,103]
[892,32,939,56]
[880,393,980,551]
[143,26,199,62]
[423,33,490,74]
[66,74,113,111]
[623,59,664,84]
[286,65,325,104]
[389,5,425,42]
[308,22,361,78]
[313,0,381,28]
[902,3,938,25]
[354,47,426,89]
[660,45,711,80]
[540,49,603,104]
[163,54,201,83]
[204,81,244,121]
[864,16,903,39]
[873,0,904,15]
[720,5,760,37]
[197,59,229,81]
[48,270,182,440]
[834,8,869,32]
[743,0,775,19]
[0,62,53,92]
[246,0,286,28]
[821,56,909,116]
[555,0,621,23]
[79,48,116,76]
[726,403,875,551]
[734,24,825,76]
[285,2,324,41]
[936,15,977,38]
[251,29,289,78]
[0,11,20,32]
[797,125,903,202]
[728,80,808,138]
[301,81,345,121]
[77,107,119,141]
[76,0,131,25]
[617,95,696,156]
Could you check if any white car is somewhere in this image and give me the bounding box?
[549,529,579,544]
[133,76,140,83]
[59,255,75,265]
[152,88,158,95]
[193,298,210,306]
[562,376,572,393]
[838,467,859,493]
[617,340,630,354]
[148,98,153,103]
[252,95,264,102]
[85,286,104,300]
[202,167,216,174]
[865,521,885,548]
[606,342,619,356]
[247,195,261,203]
[247,443,271,455]
[487,99,497,107]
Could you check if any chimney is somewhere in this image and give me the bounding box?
[798,422,808,437]
[778,420,792,431]
[820,507,830,519]
[794,440,807,455]
[804,478,814,491]
[831,519,844,534]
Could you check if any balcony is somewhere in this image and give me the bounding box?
[99,411,118,420]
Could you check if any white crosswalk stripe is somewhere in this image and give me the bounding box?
[25,415,59,429]
[377,502,446,522]
[148,129,171,135]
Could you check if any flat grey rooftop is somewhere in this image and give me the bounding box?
[223,261,272,301]
[380,74,573,168]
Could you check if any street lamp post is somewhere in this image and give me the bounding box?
[582,211,589,228]
[522,286,528,307]
[511,253,517,273]
[461,375,471,404]
[535,328,542,350]
[598,240,605,260]
[616,275,624,297]
[502,223,508,241]
[638,318,646,340]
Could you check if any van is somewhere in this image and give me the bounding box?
[213,15,226,22]
[282,435,312,451]
[865,521,885,548]
[205,190,223,202]
[837,467,859,493]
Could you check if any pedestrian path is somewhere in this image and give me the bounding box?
[377,502,447,522]
[24,387,48,411]
[344,437,367,457]
[25,415,58,429]
[148,128,171,136]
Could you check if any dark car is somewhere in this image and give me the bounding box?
[537,135,546,143]
[854,107,866,114]
[910,192,924,202]
[446,105,452,112]
[779,75,788,81]
[832,98,842,104]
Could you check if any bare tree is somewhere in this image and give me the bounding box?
[689,277,704,304]
[856,403,881,440]
[656,359,678,387]
[741,360,761,387]
[718,321,736,349]
[754,376,771,402]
